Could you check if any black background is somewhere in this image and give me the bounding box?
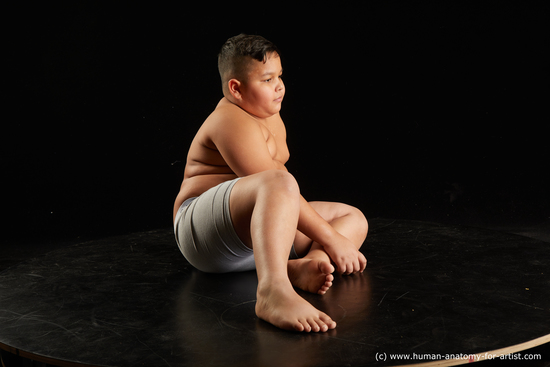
[6,1,548,246]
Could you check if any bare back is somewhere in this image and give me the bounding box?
[173,98,290,221]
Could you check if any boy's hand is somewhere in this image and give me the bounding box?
[323,234,367,275]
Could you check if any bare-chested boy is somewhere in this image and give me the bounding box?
[173,34,368,332]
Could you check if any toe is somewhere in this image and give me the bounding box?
[313,317,329,332]
[319,261,335,275]
[292,321,305,332]
[309,320,321,332]
[299,319,311,332]
[320,314,336,329]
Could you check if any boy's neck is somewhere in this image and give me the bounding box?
[223,97,267,122]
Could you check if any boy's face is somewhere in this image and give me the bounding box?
[239,53,285,118]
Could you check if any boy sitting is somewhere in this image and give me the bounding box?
[173,34,368,332]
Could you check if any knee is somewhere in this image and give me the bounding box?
[362,214,369,237]
[350,206,369,237]
[259,170,300,197]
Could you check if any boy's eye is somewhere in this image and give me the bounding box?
[263,75,282,83]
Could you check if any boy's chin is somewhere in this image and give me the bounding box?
[270,102,283,114]
[253,107,281,119]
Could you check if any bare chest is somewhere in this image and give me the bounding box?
[259,122,289,164]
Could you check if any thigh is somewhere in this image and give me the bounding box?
[229,170,299,249]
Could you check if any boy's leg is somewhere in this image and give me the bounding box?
[305,202,368,251]
[229,170,336,332]
[290,202,368,290]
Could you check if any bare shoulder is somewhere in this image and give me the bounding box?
[204,99,269,143]
[203,98,254,130]
[210,97,242,119]
[190,99,247,148]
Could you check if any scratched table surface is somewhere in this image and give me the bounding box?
[1,219,548,366]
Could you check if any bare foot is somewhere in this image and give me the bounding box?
[288,258,335,295]
[255,282,337,332]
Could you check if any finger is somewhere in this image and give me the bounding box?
[360,253,367,272]
[354,258,361,273]
[338,262,347,275]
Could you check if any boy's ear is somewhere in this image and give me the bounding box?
[228,79,243,100]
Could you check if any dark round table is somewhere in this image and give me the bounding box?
[1,219,548,366]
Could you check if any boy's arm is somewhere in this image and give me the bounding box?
[211,112,279,176]
[297,196,366,274]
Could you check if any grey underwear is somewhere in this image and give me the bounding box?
[174,178,299,273]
